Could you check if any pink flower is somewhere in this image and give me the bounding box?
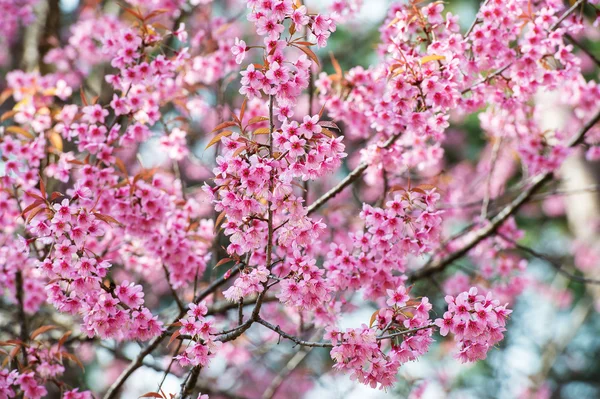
[231,38,247,64]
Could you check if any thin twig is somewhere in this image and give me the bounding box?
[481,137,503,220]
[103,266,240,399]
[307,132,403,215]
[462,0,585,95]
[500,234,600,285]
[565,33,600,68]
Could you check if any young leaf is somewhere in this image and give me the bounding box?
[420,54,445,64]
[206,130,234,149]
[31,325,57,340]
[167,330,181,348]
[211,121,237,133]
[48,131,63,152]
[247,116,269,126]
[253,127,271,135]
[295,45,320,67]
[139,393,165,398]
[80,87,88,106]
[214,257,233,269]
[6,126,34,139]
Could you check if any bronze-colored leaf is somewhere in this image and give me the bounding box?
[6,126,34,139]
[206,130,234,149]
[30,325,57,340]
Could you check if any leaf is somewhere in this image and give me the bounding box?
[80,87,88,106]
[39,174,46,199]
[318,121,340,130]
[62,352,84,369]
[420,54,445,64]
[119,4,144,21]
[389,185,406,193]
[140,393,165,399]
[115,158,128,175]
[247,116,269,126]
[20,200,45,217]
[253,127,270,135]
[387,16,401,28]
[144,9,169,21]
[293,41,316,46]
[295,45,320,67]
[318,103,327,119]
[205,130,234,149]
[232,145,247,158]
[167,330,181,348]
[93,212,123,227]
[50,192,63,201]
[48,131,63,152]
[369,310,379,328]
[6,126,34,139]
[0,88,13,106]
[321,128,336,138]
[58,331,72,347]
[214,210,227,232]
[214,257,232,269]
[26,206,46,224]
[330,52,342,77]
[239,98,247,122]
[1,110,17,122]
[30,325,57,340]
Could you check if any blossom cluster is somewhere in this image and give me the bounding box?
[175,302,221,367]
[435,288,512,362]
[326,287,434,389]
[325,188,442,299]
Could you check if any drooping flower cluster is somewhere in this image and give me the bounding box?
[175,302,221,367]
[327,287,433,389]
[435,287,512,362]
[325,188,442,299]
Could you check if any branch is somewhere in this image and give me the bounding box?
[255,318,434,349]
[565,34,600,68]
[462,0,585,95]
[409,108,600,282]
[261,331,322,399]
[500,234,600,285]
[255,318,333,348]
[15,271,29,365]
[103,266,240,399]
[306,132,403,215]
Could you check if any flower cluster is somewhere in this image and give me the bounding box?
[435,288,512,362]
[325,188,442,299]
[175,302,221,367]
[326,287,433,389]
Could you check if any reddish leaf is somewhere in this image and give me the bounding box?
[214,257,232,269]
[31,325,57,340]
[240,98,248,121]
[6,126,34,139]
[212,120,238,133]
[139,393,165,398]
[167,330,181,348]
[206,130,234,149]
[80,87,88,106]
[318,121,340,130]
[295,45,320,67]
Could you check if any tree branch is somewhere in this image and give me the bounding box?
[409,107,600,282]
[103,266,240,399]
[307,132,403,215]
